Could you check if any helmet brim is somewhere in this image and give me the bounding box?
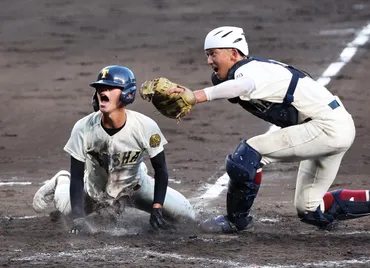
[89,80,125,89]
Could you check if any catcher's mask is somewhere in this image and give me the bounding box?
[90,65,137,111]
[204,26,249,56]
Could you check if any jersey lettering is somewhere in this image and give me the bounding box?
[87,150,109,173]
[88,150,141,172]
[130,151,140,163]
[121,151,131,164]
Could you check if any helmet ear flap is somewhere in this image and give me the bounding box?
[120,85,137,105]
[92,91,99,112]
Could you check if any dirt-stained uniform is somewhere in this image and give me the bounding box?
[33,112,195,220]
[33,66,195,231]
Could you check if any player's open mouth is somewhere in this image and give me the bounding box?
[213,67,219,73]
[100,94,109,102]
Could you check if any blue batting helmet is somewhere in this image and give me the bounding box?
[90,65,137,111]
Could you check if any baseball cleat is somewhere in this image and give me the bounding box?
[198,215,237,234]
[318,220,339,231]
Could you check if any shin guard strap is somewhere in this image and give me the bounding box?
[329,189,370,220]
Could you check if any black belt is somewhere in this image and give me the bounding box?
[303,100,340,123]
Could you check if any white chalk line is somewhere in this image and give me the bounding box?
[1,215,40,220]
[0,181,33,186]
[169,178,181,184]
[9,244,370,268]
[198,173,229,199]
[198,21,370,202]
[0,179,47,187]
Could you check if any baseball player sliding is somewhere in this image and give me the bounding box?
[33,65,196,234]
[140,26,370,233]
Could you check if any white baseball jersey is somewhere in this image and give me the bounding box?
[236,61,350,121]
[205,60,350,123]
[64,110,167,202]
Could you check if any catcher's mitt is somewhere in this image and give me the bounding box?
[140,77,196,120]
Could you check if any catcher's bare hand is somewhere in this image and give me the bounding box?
[168,87,185,95]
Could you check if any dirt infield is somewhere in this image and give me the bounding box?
[1,0,370,267]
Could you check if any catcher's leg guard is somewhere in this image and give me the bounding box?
[199,141,262,233]
[323,189,370,220]
[226,140,262,230]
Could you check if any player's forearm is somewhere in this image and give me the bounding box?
[153,173,168,207]
[193,90,208,103]
[69,156,85,218]
[201,77,255,102]
[150,151,169,207]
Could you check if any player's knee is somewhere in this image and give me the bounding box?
[246,135,258,148]
[226,140,262,183]
[32,170,71,213]
[54,183,72,216]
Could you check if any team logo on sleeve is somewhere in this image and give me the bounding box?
[149,134,161,148]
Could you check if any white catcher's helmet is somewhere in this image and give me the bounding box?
[204,26,249,56]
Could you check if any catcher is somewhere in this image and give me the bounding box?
[33,65,196,234]
[140,26,370,233]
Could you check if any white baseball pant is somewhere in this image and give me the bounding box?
[247,111,355,214]
[33,163,196,220]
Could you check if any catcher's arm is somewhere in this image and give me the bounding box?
[140,77,251,120]
[169,78,254,102]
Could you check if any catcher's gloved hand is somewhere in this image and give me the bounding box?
[69,217,91,235]
[140,77,196,120]
[149,207,176,231]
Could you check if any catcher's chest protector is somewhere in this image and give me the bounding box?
[211,57,308,128]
